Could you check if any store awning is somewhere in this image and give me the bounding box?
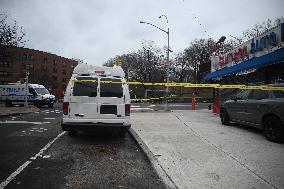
[204,47,284,81]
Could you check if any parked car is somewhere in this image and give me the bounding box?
[220,86,284,143]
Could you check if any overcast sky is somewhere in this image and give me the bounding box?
[1,0,283,65]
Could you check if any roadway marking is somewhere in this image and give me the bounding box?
[44,118,56,120]
[0,131,66,189]
[0,121,51,125]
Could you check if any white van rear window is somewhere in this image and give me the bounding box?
[73,78,98,97]
[100,78,123,98]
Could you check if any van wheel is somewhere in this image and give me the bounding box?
[5,100,12,107]
[68,130,77,137]
[117,131,127,138]
[221,109,230,126]
[263,116,283,143]
[34,101,41,108]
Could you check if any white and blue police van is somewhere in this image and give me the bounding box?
[61,64,131,137]
[0,83,55,107]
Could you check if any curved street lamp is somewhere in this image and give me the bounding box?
[140,15,170,110]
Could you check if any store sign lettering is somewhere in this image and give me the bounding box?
[250,32,276,53]
[211,23,284,72]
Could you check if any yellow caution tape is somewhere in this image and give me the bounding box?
[70,80,284,91]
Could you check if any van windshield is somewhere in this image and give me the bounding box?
[73,78,98,97]
[100,78,123,98]
[34,88,50,95]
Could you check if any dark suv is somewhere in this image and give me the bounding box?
[220,87,284,143]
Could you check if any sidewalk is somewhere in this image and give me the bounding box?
[0,104,39,117]
[130,110,282,189]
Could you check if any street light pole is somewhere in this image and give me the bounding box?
[24,72,29,108]
[140,15,170,111]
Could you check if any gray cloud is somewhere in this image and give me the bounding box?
[0,0,283,65]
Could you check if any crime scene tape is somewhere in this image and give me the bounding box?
[70,80,284,91]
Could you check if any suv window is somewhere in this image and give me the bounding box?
[73,78,98,97]
[250,90,269,100]
[100,78,123,98]
[236,90,251,100]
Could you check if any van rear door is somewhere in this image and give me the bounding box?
[69,77,99,119]
[98,78,125,119]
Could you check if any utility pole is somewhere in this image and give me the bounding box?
[24,72,29,108]
[140,14,170,110]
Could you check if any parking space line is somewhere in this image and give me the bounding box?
[0,131,66,189]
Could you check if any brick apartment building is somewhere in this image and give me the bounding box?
[0,45,78,99]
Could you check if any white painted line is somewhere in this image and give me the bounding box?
[0,121,51,125]
[131,105,141,108]
[0,161,32,189]
[44,118,56,120]
[0,131,66,189]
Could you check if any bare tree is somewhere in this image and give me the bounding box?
[0,13,27,47]
[241,17,284,42]
[183,38,216,83]
[103,40,166,85]
[171,52,192,82]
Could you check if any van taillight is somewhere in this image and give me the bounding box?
[125,104,130,116]
[63,102,69,115]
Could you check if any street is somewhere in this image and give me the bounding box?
[0,104,166,189]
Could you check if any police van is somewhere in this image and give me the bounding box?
[61,64,131,137]
[0,83,55,107]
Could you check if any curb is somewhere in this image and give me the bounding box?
[129,128,178,189]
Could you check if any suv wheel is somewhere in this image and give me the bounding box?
[263,116,283,143]
[221,109,230,126]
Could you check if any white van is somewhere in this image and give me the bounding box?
[0,83,55,107]
[61,64,131,137]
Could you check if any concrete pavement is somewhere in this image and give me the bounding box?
[130,110,284,189]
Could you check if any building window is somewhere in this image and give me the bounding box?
[62,78,66,82]
[62,69,66,75]
[29,55,34,60]
[0,52,11,61]
[22,64,33,70]
[23,54,28,60]
[0,81,9,85]
[53,60,57,65]
[0,71,11,77]
[53,68,57,73]
[62,63,67,68]
[0,61,12,67]
[43,58,48,64]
